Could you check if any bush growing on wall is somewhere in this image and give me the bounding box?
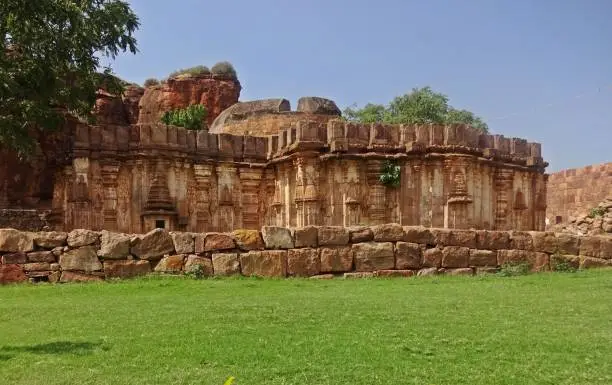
[211,61,237,78]
[160,104,207,130]
[379,160,401,187]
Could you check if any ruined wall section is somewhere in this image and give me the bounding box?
[264,120,547,231]
[547,162,612,223]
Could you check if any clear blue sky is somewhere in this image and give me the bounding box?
[110,0,612,172]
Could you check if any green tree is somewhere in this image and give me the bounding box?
[0,0,139,156]
[343,86,489,133]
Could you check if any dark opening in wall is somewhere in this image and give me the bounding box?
[555,216,563,224]
[155,220,166,229]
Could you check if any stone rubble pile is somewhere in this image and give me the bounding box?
[1,224,610,285]
[551,197,612,236]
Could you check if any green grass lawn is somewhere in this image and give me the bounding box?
[1,271,611,385]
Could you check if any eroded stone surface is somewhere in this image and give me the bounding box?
[287,248,320,277]
[98,231,131,259]
[317,226,349,246]
[468,249,497,267]
[104,260,151,279]
[154,255,184,273]
[372,224,404,242]
[67,229,99,248]
[0,264,27,284]
[352,242,394,272]
[33,232,67,249]
[261,227,294,249]
[240,250,287,277]
[184,255,213,276]
[395,242,422,269]
[171,232,195,254]
[212,253,240,276]
[26,251,55,263]
[232,229,265,251]
[60,271,104,283]
[59,246,102,272]
[130,229,174,260]
[320,247,353,273]
[293,226,318,248]
[0,229,34,252]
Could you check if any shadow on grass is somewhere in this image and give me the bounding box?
[0,341,106,360]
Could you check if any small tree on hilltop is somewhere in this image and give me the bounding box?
[343,87,489,133]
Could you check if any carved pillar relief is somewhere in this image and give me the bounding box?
[116,165,132,233]
[100,162,120,231]
[343,160,361,227]
[494,168,514,230]
[294,157,321,227]
[367,159,386,225]
[216,164,236,232]
[193,164,213,232]
[239,168,264,230]
[444,158,472,229]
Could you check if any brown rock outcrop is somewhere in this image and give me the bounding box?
[138,75,241,126]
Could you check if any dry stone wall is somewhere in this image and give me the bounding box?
[1,225,609,284]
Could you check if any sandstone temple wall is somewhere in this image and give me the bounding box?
[546,162,612,224]
[34,120,548,234]
[0,225,610,284]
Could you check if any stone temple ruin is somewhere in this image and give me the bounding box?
[0,73,548,233]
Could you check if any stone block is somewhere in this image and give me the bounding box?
[417,267,438,277]
[579,256,612,269]
[422,248,443,268]
[550,254,580,270]
[395,242,422,269]
[497,250,549,272]
[183,255,214,276]
[441,246,470,268]
[374,270,415,278]
[50,263,60,271]
[59,246,102,272]
[553,233,580,255]
[232,230,265,251]
[0,229,34,253]
[98,230,131,259]
[475,267,499,275]
[130,229,174,260]
[23,262,50,272]
[154,255,185,273]
[48,271,61,283]
[33,232,67,249]
[310,274,335,280]
[104,260,151,279]
[67,229,100,248]
[287,248,320,277]
[1,252,26,264]
[293,226,318,248]
[469,249,497,267]
[509,231,533,250]
[203,233,236,252]
[60,271,104,283]
[320,247,353,273]
[26,251,55,263]
[261,226,294,249]
[171,232,195,254]
[348,226,373,243]
[530,232,557,253]
[352,242,394,272]
[432,229,476,248]
[240,250,287,277]
[403,226,435,245]
[343,272,374,279]
[0,264,27,284]
[579,236,611,259]
[445,268,474,276]
[372,223,404,242]
[475,230,510,250]
[317,226,349,246]
[212,253,240,276]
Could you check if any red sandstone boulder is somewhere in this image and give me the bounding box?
[441,246,470,268]
[60,271,104,283]
[395,242,422,269]
[372,223,404,242]
[154,255,184,273]
[201,233,236,252]
[130,229,175,260]
[232,229,265,251]
[579,256,612,269]
[261,227,294,249]
[0,264,27,284]
[122,85,145,124]
[240,250,287,277]
[104,260,151,279]
[320,247,353,273]
[0,229,34,252]
[23,262,50,272]
[26,251,55,263]
[422,248,443,268]
[475,230,511,250]
[1,252,26,264]
[212,253,240,276]
[93,90,129,125]
[293,226,318,248]
[497,250,549,272]
[317,226,349,246]
[287,248,320,277]
[98,231,131,259]
[59,246,103,272]
[138,75,240,126]
[343,272,374,279]
[170,232,195,254]
[67,229,100,248]
[403,226,435,245]
[468,249,497,267]
[184,255,213,276]
[348,226,373,243]
[509,231,533,250]
[417,267,439,277]
[352,242,394,272]
[33,231,67,249]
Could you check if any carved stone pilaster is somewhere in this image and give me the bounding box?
[193,164,213,232]
[494,168,514,230]
[343,160,361,227]
[216,164,236,232]
[101,162,120,231]
[294,157,320,227]
[444,158,472,229]
[239,167,263,230]
[367,159,386,225]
